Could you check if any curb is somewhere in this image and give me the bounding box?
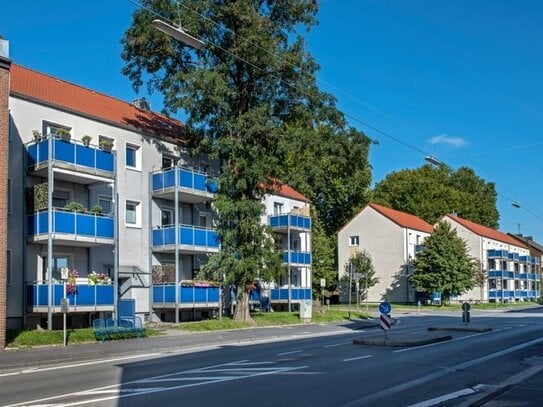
[353,332,452,347]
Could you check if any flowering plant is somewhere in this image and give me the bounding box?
[66,269,78,295]
[180,279,219,287]
[87,271,111,285]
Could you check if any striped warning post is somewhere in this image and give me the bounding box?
[380,313,391,330]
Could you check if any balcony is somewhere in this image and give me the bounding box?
[488,290,515,299]
[27,209,114,246]
[27,138,115,181]
[152,225,220,254]
[487,249,509,259]
[152,284,220,308]
[269,288,312,302]
[508,252,520,261]
[282,251,312,266]
[26,283,114,312]
[268,213,311,232]
[151,167,218,203]
[488,270,515,279]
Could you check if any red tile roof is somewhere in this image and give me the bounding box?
[444,214,528,248]
[10,64,184,140]
[369,203,434,233]
[275,183,309,202]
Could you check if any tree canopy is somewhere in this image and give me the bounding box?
[372,164,499,228]
[122,0,373,319]
[410,221,476,301]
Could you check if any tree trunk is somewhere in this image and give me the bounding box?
[233,286,253,323]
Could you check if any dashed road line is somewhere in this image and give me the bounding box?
[343,355,372,362]
[278,350,303,356]
[324,341,352,348]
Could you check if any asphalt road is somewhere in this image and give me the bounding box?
[1,308,543,406]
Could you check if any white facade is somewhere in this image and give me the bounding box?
[338,204,432,303]
[6,65,312,329]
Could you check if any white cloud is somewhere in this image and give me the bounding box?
[428,134,466,148]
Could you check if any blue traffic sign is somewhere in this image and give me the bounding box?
[379,301,391,315]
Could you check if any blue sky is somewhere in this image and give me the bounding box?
[1,1,542,241]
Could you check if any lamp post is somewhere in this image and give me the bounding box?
[152,20,205,50]
[424,155,444,167]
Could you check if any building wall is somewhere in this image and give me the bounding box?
[443,217,530,301]
[338,207,422,303]
[0,48,11,348]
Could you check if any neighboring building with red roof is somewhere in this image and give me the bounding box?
[3,58,311,333]
[338,203,433,303]
[441,214,540,302]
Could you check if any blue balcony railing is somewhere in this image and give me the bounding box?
[27,209,114,240]
[152,167,218,194]
[152,225,220,250]
[282,251,312,265]
[487,249,509,259]
[488,290,515,298]
[270,288,312,301]
[488,270,515,279]
[268,214,311,230]
[508,252,520,261]
[27,138,114,175]
[26,283,114,308]
[152,285,220,305]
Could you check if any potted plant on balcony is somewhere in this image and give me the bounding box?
[55,128,71,142]
[81,135,92,147]
[90,204,103,215]
[63,201,85,213]
[99,138,114,152]
[32,130,42,142]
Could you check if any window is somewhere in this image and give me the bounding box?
[273,202,284,215]
[98,195,112,215]
[7,178,11,214]
[126,143,141,170]
[199,163,209,174]
[53,189,71,208]
[349,236,360,246]
[162,155,178,169]
[43,121,71,137]
[162,208,173,227]
[125,200,141,227]
[42,255,70,281]
[199,213,210,228]
[99,135,115,151]
[6,250,11,285]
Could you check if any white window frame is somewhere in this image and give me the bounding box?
[273,202,284,215]
[125,142,142,171]
[349,235,360,246]
[162,154,178,169]
[125,199,142,228]
[98,135,115,150]
[42,121,71,137]
[40,253,74,282]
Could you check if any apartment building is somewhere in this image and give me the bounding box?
[442,214,540,302]
[337,203,433,303]
[2,58,312,332]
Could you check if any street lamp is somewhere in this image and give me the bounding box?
[152,19,205,50]
[424,155,443,166]
[511,202,521,208]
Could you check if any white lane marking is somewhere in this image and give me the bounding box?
[410,330,426,334]
[343,336,543,406]
[0,353,162,378]
[7,360,306,407]
[503,326,513,330]
[324,341,352,348]
[277,350,303,356]
[408,388,476,407]
[343,355,372,362]
[393,331,495,353]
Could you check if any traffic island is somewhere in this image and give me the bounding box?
[428,325,492,333]
[353,331,452,347]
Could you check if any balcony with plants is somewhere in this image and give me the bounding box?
[26,270,114,312]
[26,199,114,246]
[151,166,218,203]
[27,131,115,180]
